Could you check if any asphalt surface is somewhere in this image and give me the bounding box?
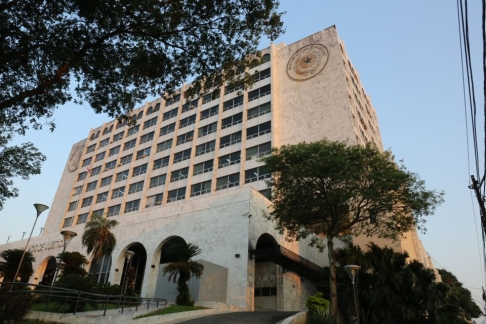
[176,311,298,324]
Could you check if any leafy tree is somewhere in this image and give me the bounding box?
[81,215,118,261]
[57,251,89,277]
[0,249,35,283]
[261,140,444,318]
[1,0,284,134]
[0,128,46,210]
[438,269,482,320]
[162,243,204,306]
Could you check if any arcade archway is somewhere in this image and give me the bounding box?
[40,257,56,285]
[120,243,147,295]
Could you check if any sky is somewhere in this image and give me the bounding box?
[2,0,486,319]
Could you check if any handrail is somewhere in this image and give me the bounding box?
[0,282,167,316]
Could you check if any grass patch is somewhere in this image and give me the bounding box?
[135,305,207,319]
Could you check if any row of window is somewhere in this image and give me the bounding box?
[77,139,271,193]
[69,164,269,214]
[85,99,270,163]
[80,121,271,182]
[87,77,271,151]
[63,187,271,228]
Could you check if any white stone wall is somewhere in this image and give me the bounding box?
[42,139,87,235]
[273,27,356,147]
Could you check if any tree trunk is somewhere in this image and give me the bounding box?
[328,237,338,321]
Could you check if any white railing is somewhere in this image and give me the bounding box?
[170,174,188,182]
[218,159,240,168]
[216,181,239,191]
[190,188,211,197]
[246,150,271,161]
[167,195,185,202]
[247,129,271,140]
[247,109,271,120]
[200,111,218,120]
[193,167,213,176]
[195,147,215,156]
[244,173,271,184]
[221,120,242,129]
[219,138,241,149]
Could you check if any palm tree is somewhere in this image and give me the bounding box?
[0,249,35,283]
[57,251,89,277]
[81,216,119,260]
[332,243,472,324]
[81,215,118,283]
[162,243,204,306]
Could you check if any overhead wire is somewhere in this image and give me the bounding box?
[459,0,480,182]
[457,0,486,310]
[458,0,486,290]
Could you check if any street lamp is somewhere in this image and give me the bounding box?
[344,264,361,324]
[51,230,77,284]
[123,250,136,294]
[10,204,49,291]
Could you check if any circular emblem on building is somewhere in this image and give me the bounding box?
[68,144,84,172]
[287,44,329,81]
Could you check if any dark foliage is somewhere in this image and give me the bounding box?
[326,243,482,324]
[57,251,89,277]
[0,287,34,322]
[0,129,46,210]
[81,215,118,261]
[53,274,99,313]
[0,248,35,283]
[1,0,284,134]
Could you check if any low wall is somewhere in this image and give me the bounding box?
[281,310,307,324]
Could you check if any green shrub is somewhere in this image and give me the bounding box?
[307,306,335,324]
[0,287,34,322]
[306,292,330,313]
[53,274,99,313]
[98,282,122,295]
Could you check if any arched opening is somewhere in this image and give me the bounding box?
[153,236,187,300]
[40,257,57,286]
[120,243,147,295]
[160,236,186,264]
[147,106,154,115]
[154,103,161,112]
[137,111,143,120]
[88,254,112,285]
[261,53,271,64]
[254,234,279,311]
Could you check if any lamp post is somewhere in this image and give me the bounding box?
[10,204,49,291]
[344,265,361,324]
[123,251,136,295]
[51,230,77,284]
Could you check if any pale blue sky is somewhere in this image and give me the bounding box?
[2,1,485,317]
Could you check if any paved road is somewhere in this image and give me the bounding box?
[176,311,298,324]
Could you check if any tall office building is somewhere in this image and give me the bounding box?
[0,26,433,311]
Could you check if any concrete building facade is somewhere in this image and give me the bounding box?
[0,26,433,311]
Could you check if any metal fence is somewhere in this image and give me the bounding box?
[0,282,167,316]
